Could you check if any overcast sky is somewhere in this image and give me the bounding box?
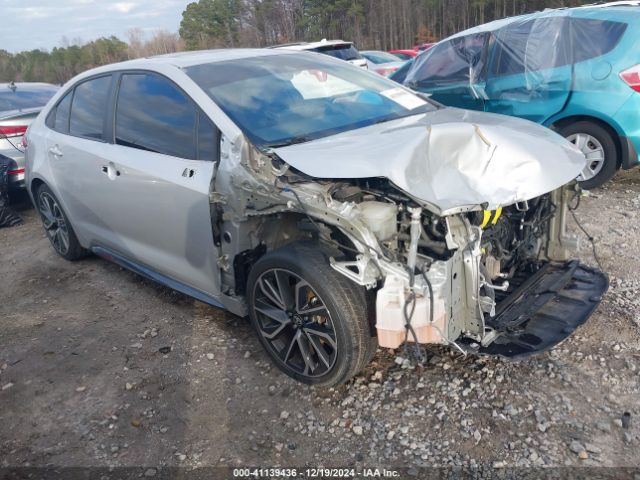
[2,0,192,53]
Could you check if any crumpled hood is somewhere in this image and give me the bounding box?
[273,108,586,213]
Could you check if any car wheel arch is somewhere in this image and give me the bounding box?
[550,115,622,168]
[231,212,360,297]
[30,177,46,198]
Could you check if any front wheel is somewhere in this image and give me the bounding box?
[560,121,619,189]
[247,242,375,387]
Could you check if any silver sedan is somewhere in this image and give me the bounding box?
[25,49,606,386]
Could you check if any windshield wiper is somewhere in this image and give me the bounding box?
[263,136,313,149]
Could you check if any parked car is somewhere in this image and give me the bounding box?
[0,82,59,188]
[26,49,606,386]
[270,39,368,69]
[360,50,405,76]
[389,49,418,61]
[397,4,640,188]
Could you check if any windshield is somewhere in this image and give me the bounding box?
[186,53,435,148]
[310,44,363,61]
[0,85,59,112]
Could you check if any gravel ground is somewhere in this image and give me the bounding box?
[1,172,639,474]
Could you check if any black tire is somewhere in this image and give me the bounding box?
[559,121,619,189]
[35,183,87,261]
[247,242,375,387]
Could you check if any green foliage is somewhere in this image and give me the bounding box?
[0,36,128,84]
[179,0,242,49]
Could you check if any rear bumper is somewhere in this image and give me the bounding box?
[620,135,640,170]
[468,261,608,359]
[0,151,26,188]
[612,94,640,170]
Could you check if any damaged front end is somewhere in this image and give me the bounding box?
[291,178,607,359]
[212,111,607,360]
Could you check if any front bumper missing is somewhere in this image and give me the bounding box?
[465,261,608,359]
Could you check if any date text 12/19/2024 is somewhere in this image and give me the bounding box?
[233,468,401,478]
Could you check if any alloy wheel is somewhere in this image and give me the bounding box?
[567,133,606,181]
[38,192,70,255]
[252,268,338,378]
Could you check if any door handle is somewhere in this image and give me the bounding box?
[101,164,120,179]
[48,145,63,157]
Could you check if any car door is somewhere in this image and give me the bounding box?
[44,74,118,243]
[94,71,221,297]
[405,33,489,111]
[484,17,572,123]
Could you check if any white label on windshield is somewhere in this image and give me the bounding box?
[381,87,427,110]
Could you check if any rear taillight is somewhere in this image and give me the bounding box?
[0,125,28,137]
[620,65,640,92]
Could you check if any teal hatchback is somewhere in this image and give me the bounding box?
[394,3,640,188]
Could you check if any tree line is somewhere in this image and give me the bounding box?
[0,30,183,84]
[179,0,593,50]
[1,0,593,84]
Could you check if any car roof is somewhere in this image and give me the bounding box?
[147,48,296,66]
[68,48,300,80]
[447,2,640,40]
[270,39,353,50]
[584,1,640,6]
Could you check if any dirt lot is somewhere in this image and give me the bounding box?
[1,172,639,476]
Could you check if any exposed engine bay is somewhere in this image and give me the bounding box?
[212,133,607,359]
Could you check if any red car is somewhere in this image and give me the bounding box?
[388,49,418,61]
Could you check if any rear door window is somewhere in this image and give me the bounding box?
[115,73,213,160]
[490,17,571,77]
[69,75,112,140]
[571,18,627,63]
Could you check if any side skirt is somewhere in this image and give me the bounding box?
[91,245,226,310]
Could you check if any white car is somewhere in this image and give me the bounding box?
[25,49,607,387]
[270,39,368,69]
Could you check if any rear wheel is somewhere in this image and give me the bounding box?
[36,184,87,260]
[247,242,375,387]
[560,121,619,189]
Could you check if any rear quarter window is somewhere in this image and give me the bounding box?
[69,75,112,140]
[50,91,73,133]
[571,18,627,63]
